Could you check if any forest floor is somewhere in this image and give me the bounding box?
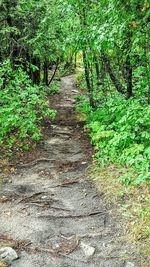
[0,76,141,267]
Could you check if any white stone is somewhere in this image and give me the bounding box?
[126,262,135,267]
[0,247,18,263]
[80,242,95,259]
[81,162,87,165]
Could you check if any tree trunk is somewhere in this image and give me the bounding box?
[83,50,94,107]
[126,55,133,99]
[102,51,125,94]
[74,53,77,69]
[44,61,49,86]
[94,55,101,85]
[32,57,40,85]
[48,59,59,86]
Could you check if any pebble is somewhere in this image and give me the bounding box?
[126,262,135,267]
[0,247,18,265]
[80,242,95,259]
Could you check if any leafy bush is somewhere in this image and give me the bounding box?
[46,81,61,95]
[78,94,150,185]
[76,95,91,114]
[75,72,86,90]
[0,60,56,153]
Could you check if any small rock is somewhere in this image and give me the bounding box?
[0,247,18,264]
[126,262,135,267]
[41,196,48,199]
[81,162,87,165]
[80,242,95,259]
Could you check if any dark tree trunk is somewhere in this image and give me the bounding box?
[74,53,77,69]
[102,51,125,94]
[94,55,101,85]
[126,55,133,99]
[83,50,91,91]
[70,56,73,66]
[83,50,94,108]
[44,61,49,86]
[95,62,100,83]
[48,59,59,86]
[5,1,21,66]
[32,57,40,85]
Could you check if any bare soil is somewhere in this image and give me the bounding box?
[0,76,140,267]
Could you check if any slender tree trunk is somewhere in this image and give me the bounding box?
[48,59,59,86]
[126,55,133,99]
[44,61,49,86]
[70,56,73,67]
[78,1,94,108]
[124,29,133,99]
[102,51,125,94]
[32,57,40,85]
[74,53,77,69]
[83,50,94,107]
[94,55,101,85]
[83,50,91,91]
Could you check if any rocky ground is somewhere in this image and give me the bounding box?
[0,76,140,267]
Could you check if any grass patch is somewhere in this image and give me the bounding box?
[89,163,150,266]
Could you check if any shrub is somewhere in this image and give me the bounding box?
[78,94,150,184]
[0,60,56,153]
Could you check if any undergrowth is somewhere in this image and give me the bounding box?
[45,81,61,95]
[0,60,56,156]
[75,76,150,263]
[76,94,150,185]
[75,71,87,90]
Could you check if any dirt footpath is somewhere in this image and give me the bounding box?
[0,76,140,267]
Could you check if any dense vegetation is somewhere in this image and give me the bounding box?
[0,0,63,154]
[0,60,56,154]
[0,0,149,251]
[68,0,150,185]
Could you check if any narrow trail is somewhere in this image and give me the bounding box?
[0,76,139,267]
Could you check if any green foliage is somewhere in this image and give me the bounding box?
[75,72,87,90]
[78,94,150,185]
[76,95,91,114]
[45,81,61,95]
[0,60,56,153]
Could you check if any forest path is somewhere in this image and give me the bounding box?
[0,76,139,267]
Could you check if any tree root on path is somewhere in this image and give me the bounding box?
[60,231,111,239]
[39,211,106,220]
[33,235,79,257]
[51,180,79,188]
[18,192,46,203]
[8,158,55,169]
[9,158,83,170]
